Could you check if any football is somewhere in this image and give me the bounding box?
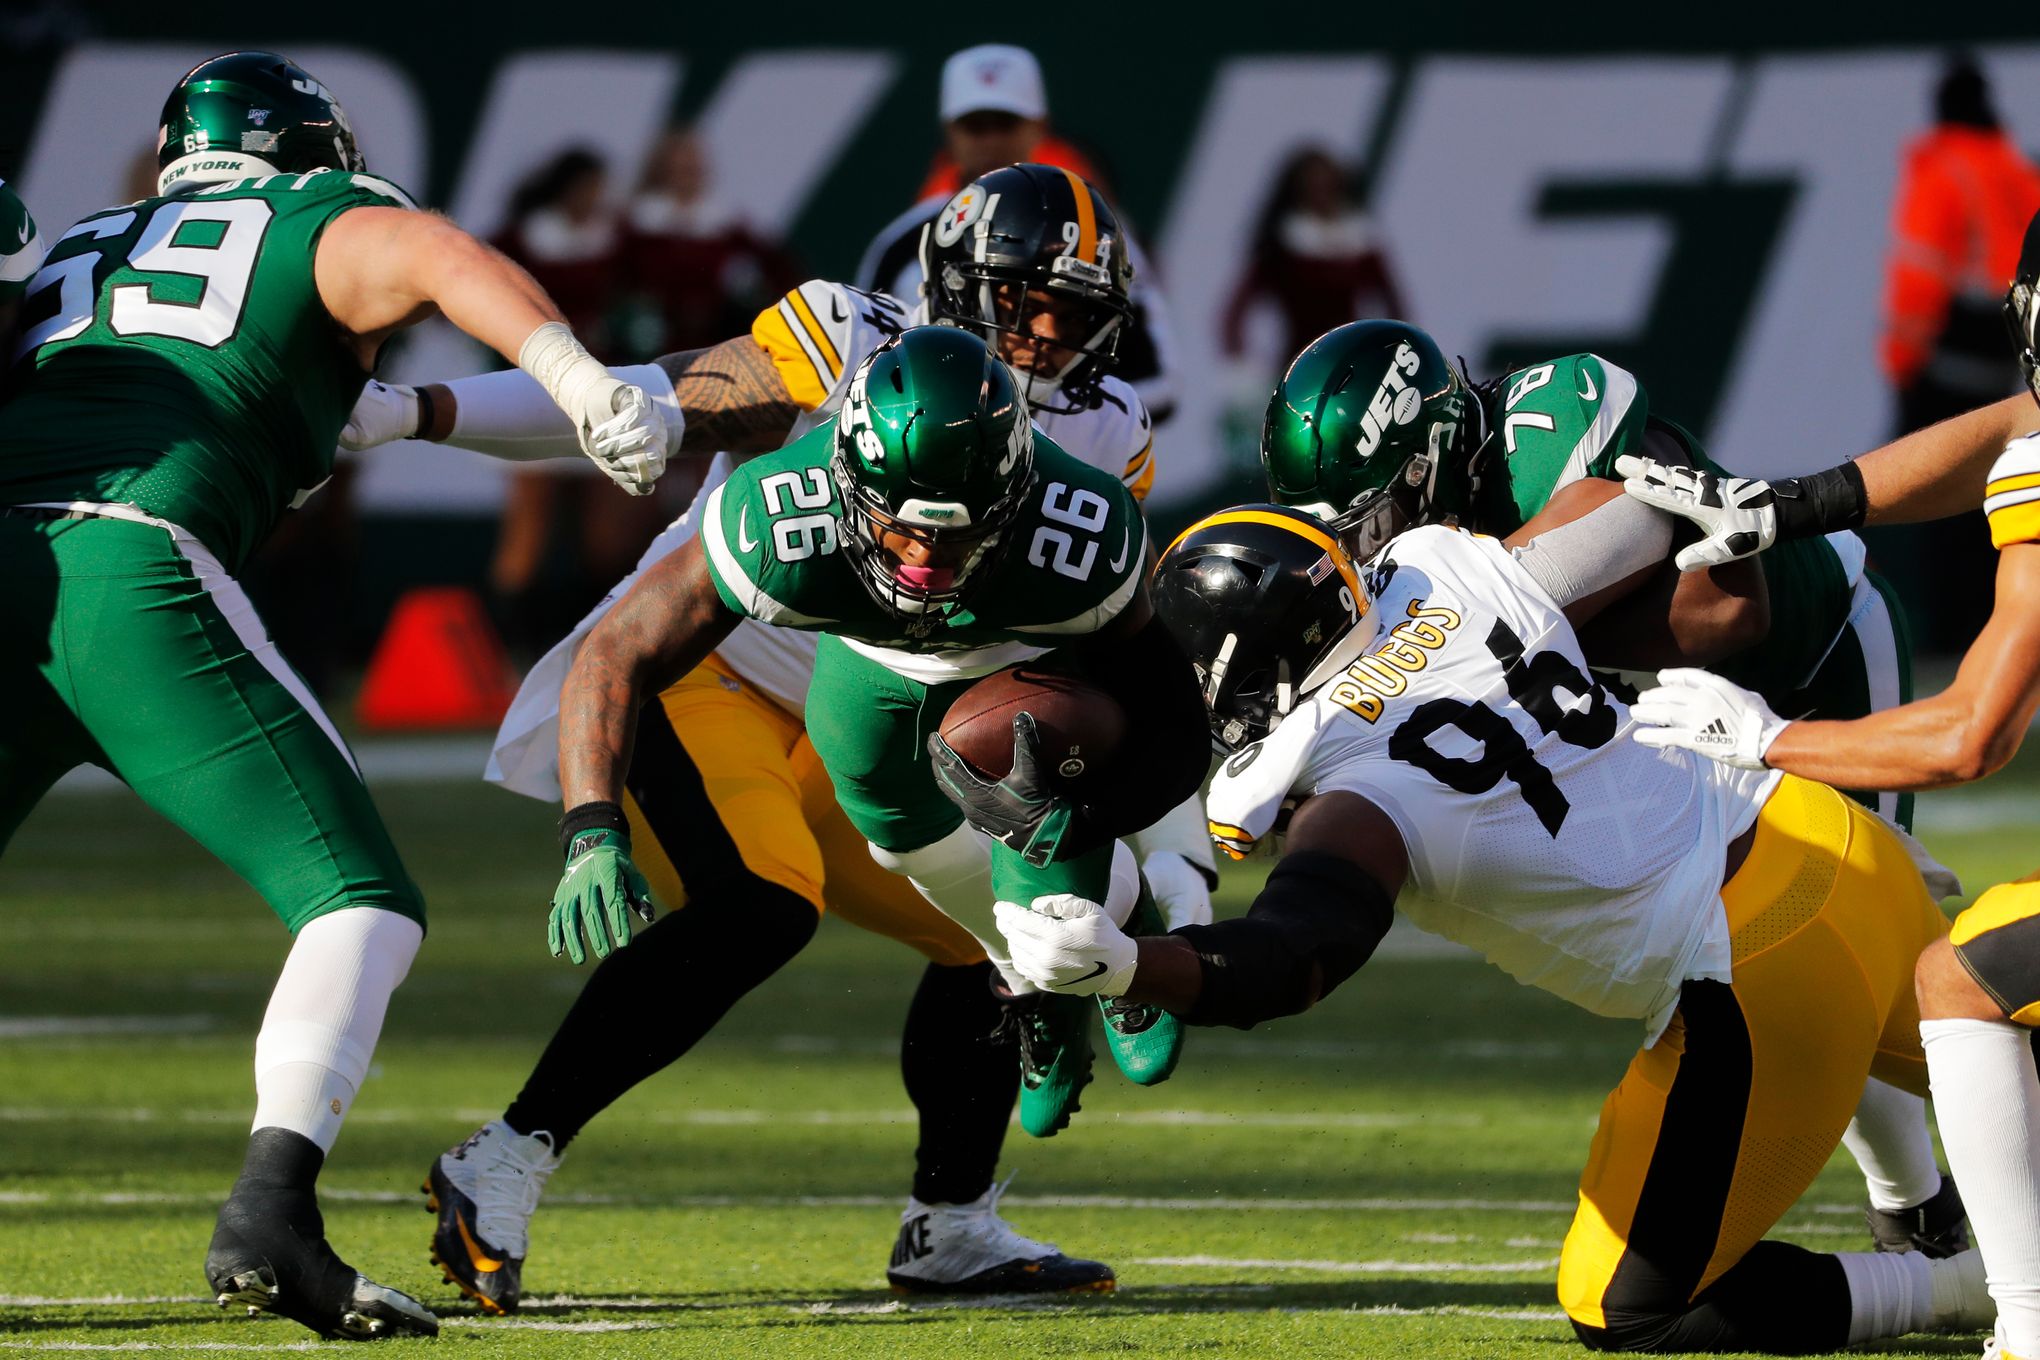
[938,665,1127,785]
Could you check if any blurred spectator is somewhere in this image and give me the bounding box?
[489,148,664,658]
[1873,54,2040,650]
[915,44,1107,202]
[856,44,1178,421]
[495,148,618,353]
[1221,147,1408,367]
[614,126,800,360]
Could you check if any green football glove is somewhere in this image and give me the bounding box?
[550,809,655,965]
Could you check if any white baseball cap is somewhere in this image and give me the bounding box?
[940,44,1047,122]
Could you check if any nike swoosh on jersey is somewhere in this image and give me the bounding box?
[829,294,848,324]
[1578,368,1598,402]
[1107,529,1131,574]
[737,505,758,553]
[13,220,26,246]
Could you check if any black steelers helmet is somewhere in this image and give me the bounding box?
[1151,504,1369,753]
[919,163,1135,413]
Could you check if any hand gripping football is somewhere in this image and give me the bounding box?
[938,665,1126,787]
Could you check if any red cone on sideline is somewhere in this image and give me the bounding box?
[356,586,517,730]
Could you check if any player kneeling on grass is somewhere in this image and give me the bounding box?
[0,52,665,1341]
[1613,211,2040,1360]
[997,501,1996,1353]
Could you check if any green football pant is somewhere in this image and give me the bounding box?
[1786,569,1915,832]
[803,634,1112,906]
[0,513,423,931]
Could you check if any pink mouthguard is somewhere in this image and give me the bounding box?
[895,564,955,592]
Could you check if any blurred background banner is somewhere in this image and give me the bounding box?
[5,5,2039,661]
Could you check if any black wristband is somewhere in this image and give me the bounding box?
[413,384,437,442]
[559,800,629,856]
[1771,460,1867,540]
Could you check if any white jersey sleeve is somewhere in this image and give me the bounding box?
[749,279,912,418]
[1034,376,1156,501]
[1986,431,2040,548]
[1205,525,1778,1038]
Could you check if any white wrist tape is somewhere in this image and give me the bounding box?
[519,321,614,425]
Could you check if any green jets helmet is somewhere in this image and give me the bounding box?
[156,51,366,196]
[831,325,1035,626]
[1261,320,1473,562]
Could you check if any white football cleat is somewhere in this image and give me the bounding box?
[885,1176,1114,1295]
[424,1121,561,1314]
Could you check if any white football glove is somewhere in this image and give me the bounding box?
[1142,851,1214,930]
[994,895,1139,997]
[518,322,668,496]
[579,383,668,496]
[1615,454,1778,571]
[340,380,420,451]
[1629,667,1790,770]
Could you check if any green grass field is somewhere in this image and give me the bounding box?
[5,748,2039,1358]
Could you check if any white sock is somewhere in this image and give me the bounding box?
[444,361,678,461]
[1838,1248,1931,1343]
[1843,1077,1943,1211]
[251,908,422,1153]
[1926,1016,2040,1356]
[869,825,1027,990]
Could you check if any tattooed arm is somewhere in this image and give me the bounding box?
[654,338,801,455]
[557,533,742,808]
[410,335,800,457]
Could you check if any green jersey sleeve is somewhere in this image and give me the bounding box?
[0,178,43,308]
[1479,354,1650,533]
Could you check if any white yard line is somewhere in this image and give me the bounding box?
[0,1104,1481,1131]
[1135,1255,1560,1275]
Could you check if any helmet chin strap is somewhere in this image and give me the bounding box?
[157,150,282,196]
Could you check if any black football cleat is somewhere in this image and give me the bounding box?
[1867,1176,1971,1257]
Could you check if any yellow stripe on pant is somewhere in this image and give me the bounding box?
[620,654,985,968]
[1559,775,1949,1333]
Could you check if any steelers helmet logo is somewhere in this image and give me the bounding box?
[934,187,985,248]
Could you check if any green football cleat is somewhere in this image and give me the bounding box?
[1099,874,1185,1086]
[1000,990,1094,1138]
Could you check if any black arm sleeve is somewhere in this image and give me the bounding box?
[1170,851,1396,1030]
[1066,609,1212,849]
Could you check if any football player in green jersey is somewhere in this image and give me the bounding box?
[0,51,668,1341]
[0,176,43,340]
[1259,319,1968,1259]
[550,325,1208,1104]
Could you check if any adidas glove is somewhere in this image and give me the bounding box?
[994,895,1138,997]
[927,712,1080,868]
[1629,668,1789,770]
[1615,454,1778,570]
[549,803,655,964]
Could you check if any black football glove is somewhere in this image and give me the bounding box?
[926,712,1080,868]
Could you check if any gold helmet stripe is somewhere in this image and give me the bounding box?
[1058,166,1097,262]
[1158,508,1363,606]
